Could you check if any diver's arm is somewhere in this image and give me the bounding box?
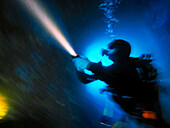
[75,69,98,84]
[87,61,109,78]
[73,57,120,87]
[87,62,102,73]
[73,57,99,84]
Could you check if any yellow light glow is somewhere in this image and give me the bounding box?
[20,0,77,57]
[0,94,8,119]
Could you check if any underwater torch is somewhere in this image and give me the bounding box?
[20,0,78,57]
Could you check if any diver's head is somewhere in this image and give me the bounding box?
[102,39,131,62]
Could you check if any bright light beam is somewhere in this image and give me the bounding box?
[20,0,77,57]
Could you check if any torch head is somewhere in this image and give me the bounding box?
[72,55,79,59]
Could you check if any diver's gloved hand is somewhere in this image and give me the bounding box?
[72,57,90,72]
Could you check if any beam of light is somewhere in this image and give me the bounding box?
[0,93,9,119]
[20,0,77,57]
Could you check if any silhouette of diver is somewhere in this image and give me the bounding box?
[73,39,166,127]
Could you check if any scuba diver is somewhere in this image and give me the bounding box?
[72,39,166,127]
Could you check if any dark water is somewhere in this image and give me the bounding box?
[0,0,170,128]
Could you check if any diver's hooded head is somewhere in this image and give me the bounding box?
[103,39,131,62]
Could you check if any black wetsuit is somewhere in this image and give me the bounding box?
[76,57,159,114]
